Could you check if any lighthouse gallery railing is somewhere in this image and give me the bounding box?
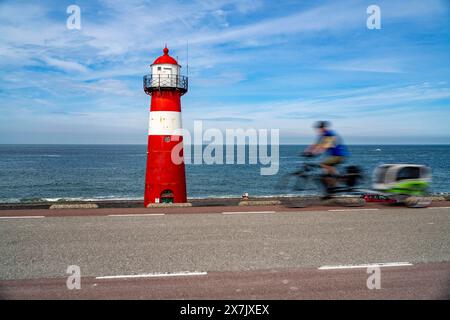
[143,74,188,94]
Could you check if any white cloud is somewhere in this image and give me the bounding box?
[77,79,135,96]
[322,58,404,73]
[0,0,448,143]
[182,82,450,134]
[43,57,89,73]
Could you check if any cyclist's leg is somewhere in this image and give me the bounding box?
[320,156,343,188]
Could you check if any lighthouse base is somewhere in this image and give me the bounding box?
[146,202,192,208]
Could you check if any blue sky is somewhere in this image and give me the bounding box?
[0,0,449,144]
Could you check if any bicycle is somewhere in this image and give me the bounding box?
[275,152,365,207]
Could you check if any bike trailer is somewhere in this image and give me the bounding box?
[372,164,431,196]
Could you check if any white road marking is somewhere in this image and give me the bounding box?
[222,211,276,215]
[107,213,165,217]
[0,216,45,219]
[318,262,413,270]
[96,271,207,280]
[427,207,450,209]
[328,208,379,212]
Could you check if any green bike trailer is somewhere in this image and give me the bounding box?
[372,164,432,207]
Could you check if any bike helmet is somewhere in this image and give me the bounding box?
[314,121,330,129]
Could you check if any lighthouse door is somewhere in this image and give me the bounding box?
[162,66,174,86]
[160,190,174,203]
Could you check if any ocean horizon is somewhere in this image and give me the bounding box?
[1,144,449,203]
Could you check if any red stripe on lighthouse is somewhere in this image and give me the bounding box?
[150,91,181,112]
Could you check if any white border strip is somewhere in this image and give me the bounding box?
[148,111,182,135]
[318,262,413,270]
[108,213,165,217]
[96,271,207,280]
[222,211,276,215]
[0,216,45,219]
[328,208,379,212]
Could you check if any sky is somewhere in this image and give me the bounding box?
[0,0,449,144]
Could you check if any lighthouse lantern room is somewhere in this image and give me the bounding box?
[143,46,188,206]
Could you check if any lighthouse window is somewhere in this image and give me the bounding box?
[157,66,161,71]
[396,167,420,181]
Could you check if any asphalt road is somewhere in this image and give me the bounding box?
[0,206,449,299]
[2,262,449,299]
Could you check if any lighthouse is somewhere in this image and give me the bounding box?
[143,46,188,206]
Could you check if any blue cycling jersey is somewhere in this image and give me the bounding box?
[320,130,349,157]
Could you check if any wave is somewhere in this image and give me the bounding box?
[186,193,321,199]
[0,193,325,203]
[3,190,446,204]
[0,196,143,204]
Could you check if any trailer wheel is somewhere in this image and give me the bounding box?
[333,197,366,207]
[404,196,432,208]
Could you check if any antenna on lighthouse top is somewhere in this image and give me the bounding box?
[186,40,189,77]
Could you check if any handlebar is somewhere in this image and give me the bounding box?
[300,151,316,158]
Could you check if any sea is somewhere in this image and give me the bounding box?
[0,144,448,203]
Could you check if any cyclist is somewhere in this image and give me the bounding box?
[304,121,349,189]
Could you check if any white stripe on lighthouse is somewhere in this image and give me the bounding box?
[148,111,182,135]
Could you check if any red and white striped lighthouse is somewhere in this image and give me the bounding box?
[143,46,188,206]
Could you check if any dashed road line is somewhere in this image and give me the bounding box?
[107,213,165,217]
[318,262,413,270]
[222,211,276,215]
[0,216,45,219]
[328,208,379,212]
[96,271,207,280]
